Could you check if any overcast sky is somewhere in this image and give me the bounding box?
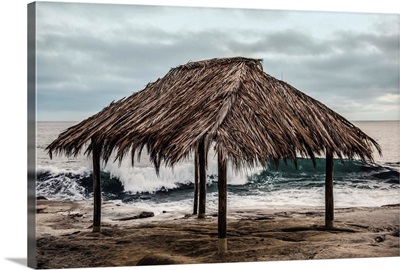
[35,2,399,121]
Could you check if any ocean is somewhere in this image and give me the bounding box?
[36,121,399,215]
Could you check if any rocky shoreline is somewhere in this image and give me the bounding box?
[35,200,400,268]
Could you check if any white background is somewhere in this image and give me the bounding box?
[0,0,399,270]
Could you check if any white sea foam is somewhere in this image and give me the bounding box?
[103,153,260,193]
[118,185,399,215]
[105,160,194,193]
[37,164,91,176]
[36,121,400,208]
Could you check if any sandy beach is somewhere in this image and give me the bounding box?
[35,199,399,268]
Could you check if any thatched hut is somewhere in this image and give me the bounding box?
[47,57,381,253]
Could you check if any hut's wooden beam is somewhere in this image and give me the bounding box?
[325,149,334,229]
[198,139,206,218]
[91,138,102,232]
[217,149,227,253]
[193,153,199,215]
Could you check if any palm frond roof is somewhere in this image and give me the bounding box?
[47,57,381,171]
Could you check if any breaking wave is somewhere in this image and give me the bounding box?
[36,158,399,205]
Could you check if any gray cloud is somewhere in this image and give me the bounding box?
[249,29,333,55]
[35,3,399,121]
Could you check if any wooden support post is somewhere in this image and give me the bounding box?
[92,139,101,232]
[325,149,334,229]
[217,150,227,253]
[198,139,207,219]
[193,153,199,215]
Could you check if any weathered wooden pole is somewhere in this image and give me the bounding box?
[217,149,227,253]
[193,153,199,215]
[325,149,334,229]
[91,138,102,232]
[198,139,207,218]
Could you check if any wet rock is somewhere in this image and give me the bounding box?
[68,213,83,218]
[375,235,385,242]
[116,240,132,245]
[115,211,154,221]
[62,231,81,236]
[139,211,154,219]
[136,254,194,265]
[36,208,46,213]
[101,229,113,236]
[115,216,138,221]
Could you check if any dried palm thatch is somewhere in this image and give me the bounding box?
[47,57,381,171]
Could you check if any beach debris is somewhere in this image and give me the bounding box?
[391,228,400,237]
[36,196,48,200]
